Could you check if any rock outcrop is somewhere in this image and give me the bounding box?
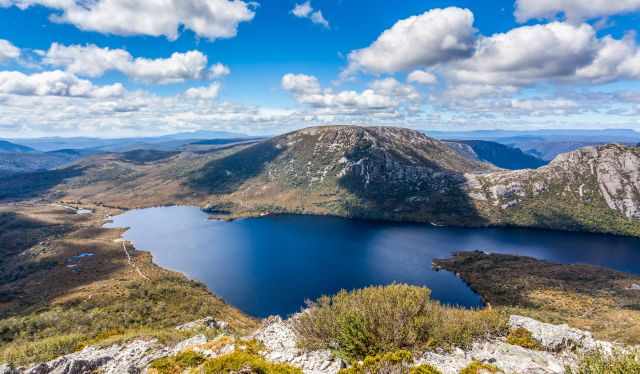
[467,144,640,235]
[6,314,628,374]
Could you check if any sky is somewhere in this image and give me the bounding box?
[1,0,640,138]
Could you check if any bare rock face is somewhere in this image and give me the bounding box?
[416,315,624,374]
[24,339,166,374]
[509,316,614,353]
[252,316,343,374]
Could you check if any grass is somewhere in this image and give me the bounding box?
[460,361,502,374]
[148,350,206,374]
[292,284,508,361]
[506,328,542,350]
[566,350,640,374]
[0,276,254,365]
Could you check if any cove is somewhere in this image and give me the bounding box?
[105,206,640,318]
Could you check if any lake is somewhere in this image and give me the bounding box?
[105,206,640,318]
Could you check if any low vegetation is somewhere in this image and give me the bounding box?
[506,328,542,350]
[566,350,640,374]
[0,276,253,365]
[149,339,302,374]
[338,350,442,374]
[292,284,508,361]
[433,252,640,345]
[459,361,502,374]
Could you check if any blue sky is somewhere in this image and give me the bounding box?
[1,0,640,137]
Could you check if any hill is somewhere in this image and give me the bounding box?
[446,140,547,169]
[0,140,34,153]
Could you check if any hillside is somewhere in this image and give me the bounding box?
[467,144,640,236]
[446,140,547,169]
[190,126,496,224]
[0,152,83,177]
[0,140,34,154]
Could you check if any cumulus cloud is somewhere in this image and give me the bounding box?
[0,39,20,63]
[209,63,231,78]
[446,22,597,87]
[1,0,255,40]
[282,74,419,112]
[343,7,476,76]
[0,70,124,98]
[515,0,640,23]
[407,70,438,85]
[42,43,229,84]
[291,1,330,28]
[185,82,222,99]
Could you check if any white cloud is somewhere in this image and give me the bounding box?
[446,22,597,87]
[282,74,420,112]
[511,98,579,111]
[209,63,231,78]
[185,82,222,99]
[515,0,640,23]
[291,1,330,28]
[0,39,20,63]
[0,70,124,98]
[344,7,476,76]
[443,22,640,93]
[1,0,255,41]
[407,70,438,85]
[43,44,228,84]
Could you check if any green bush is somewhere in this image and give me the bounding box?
[201,351,302,373]
[506,328,541,350]
[566,350,640,374]
[460,361,502,374]
[292,284,508,361]
[149,350,206,373]
[339,350,442,374]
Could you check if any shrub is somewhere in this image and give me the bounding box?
[339,350,443,374]
[460,361,503,374]
[149,350,206,374]
[200,351,302,373]
[506,328,541,350]
[566,350,640,374]
[410,364,442,374]
[339,350,413,374]
[293,284,507,360]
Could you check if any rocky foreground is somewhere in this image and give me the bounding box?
[0,314,626,374]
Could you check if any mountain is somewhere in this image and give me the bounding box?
[10,131,249,152]
[466,144,640,236]
[2,126,639,236]
[0,140,34,153]
[446,140,547,170]
[0,148,90,177]
[190,126,496,224]
[428,129,640,160]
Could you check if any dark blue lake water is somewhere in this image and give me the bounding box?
[105,206,640,318]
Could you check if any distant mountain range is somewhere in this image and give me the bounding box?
[0,140,35,153]
[445,140,547,170]
[427,129,640,161]
[6,130,248,152]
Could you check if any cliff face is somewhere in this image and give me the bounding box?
[467,144,640,235]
